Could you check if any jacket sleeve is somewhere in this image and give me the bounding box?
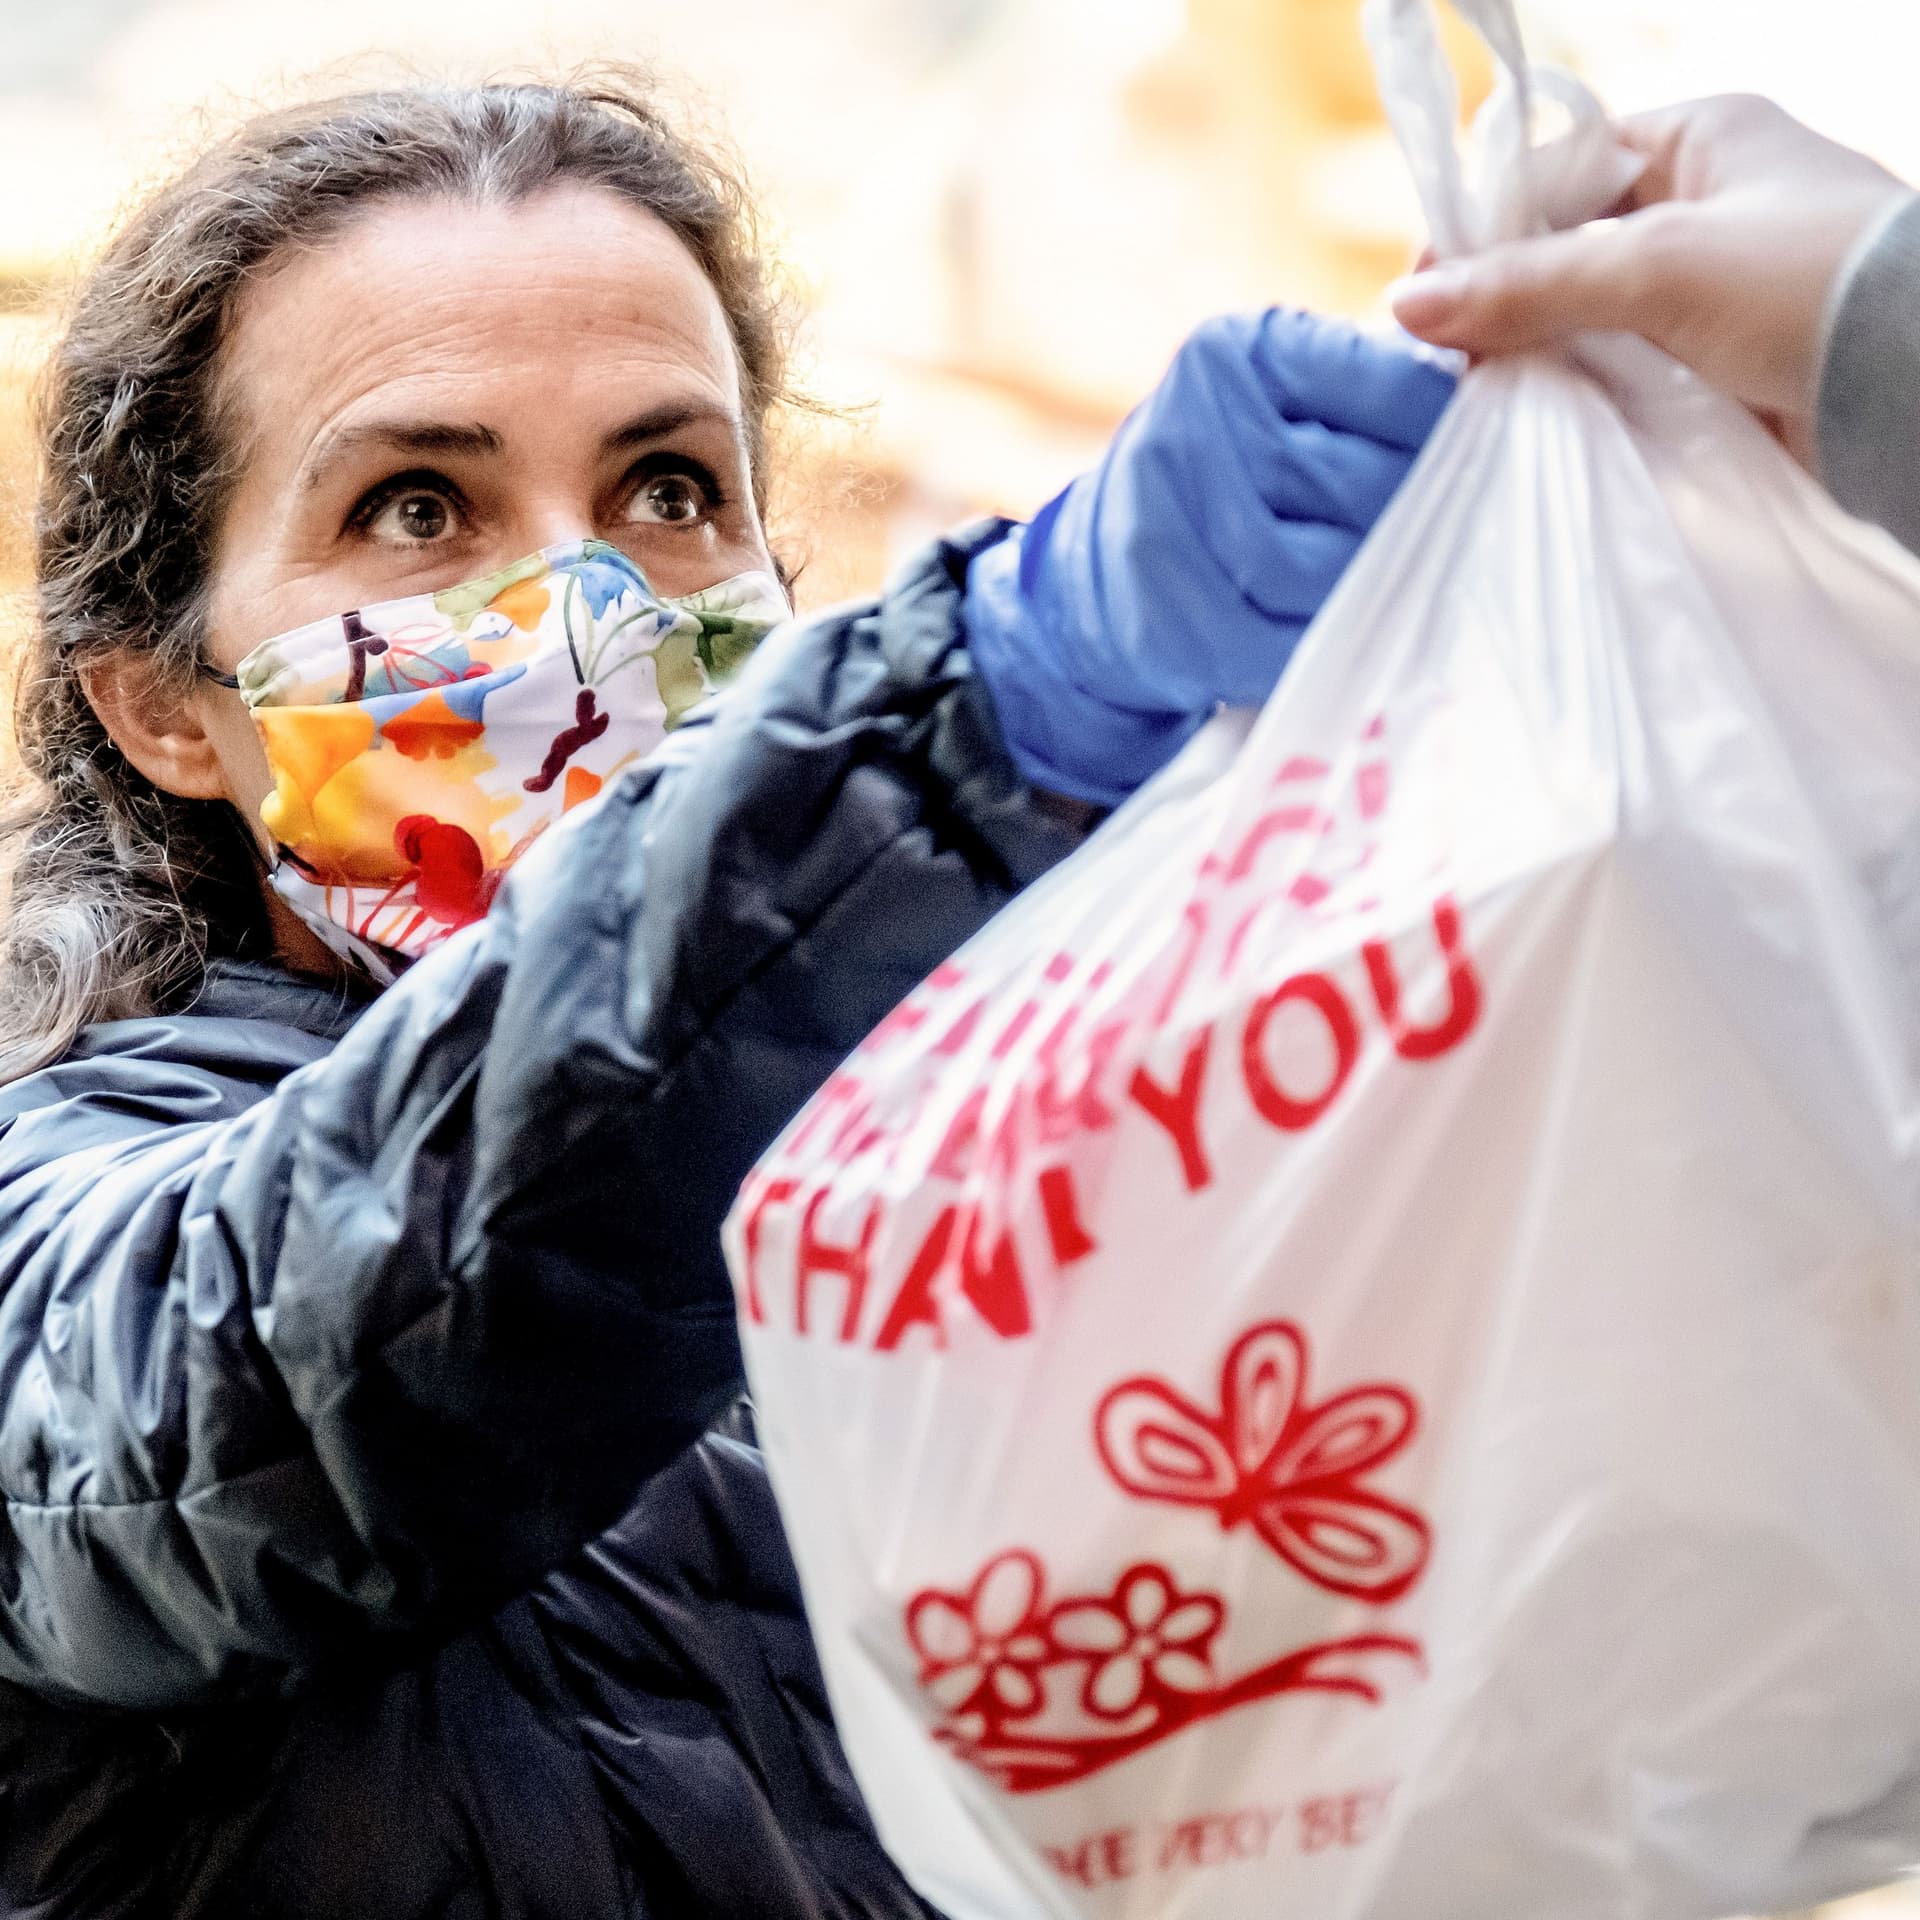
[0,524,1083,1710]
[1819,190,1920,555]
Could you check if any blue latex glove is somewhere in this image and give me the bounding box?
[965,309,1457,807]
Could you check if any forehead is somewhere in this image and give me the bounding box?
[217,183,744,460]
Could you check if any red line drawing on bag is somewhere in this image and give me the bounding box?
[1097,1321,1430,1602]
[905,1548,1421,1794]
[907,1548,1057,1725]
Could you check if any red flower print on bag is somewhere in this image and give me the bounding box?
[904,1547,1420,1794]
[1048,1565,1224,1719]
[1096,1321,1430,1603]
[907,1549,1053,1726]
[901,1320,1430,1792]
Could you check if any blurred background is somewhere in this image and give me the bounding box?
[5,0,1920,614]
[0,2,1917,1908]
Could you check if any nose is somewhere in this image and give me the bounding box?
[509,497,599,562]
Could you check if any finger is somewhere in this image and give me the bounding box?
[1388,217,1661,355]
[1231,518,1367,636]
[1610,104,1698,209]
[1262,416,1433,533]
[1122,339,1426,562]
[1243,308,1458,451]
[1752,404,1819,471]
[1613,94,1802,208]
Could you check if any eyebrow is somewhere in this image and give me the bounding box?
[302,420,502,491]
[301,398,742,492]
[602,397,742,453]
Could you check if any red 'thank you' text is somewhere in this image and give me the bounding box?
[735,896,1480,1353]
[734,727,1483,1354]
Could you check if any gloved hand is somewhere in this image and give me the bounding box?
[965,309,1456,806]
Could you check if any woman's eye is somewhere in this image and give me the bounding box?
[625,468,717,527]
[366,490,454,544]
[346,473,465,546]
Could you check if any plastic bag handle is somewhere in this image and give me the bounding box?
[1362,0,1642,259]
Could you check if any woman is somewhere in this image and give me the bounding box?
[0,75,1451,1918]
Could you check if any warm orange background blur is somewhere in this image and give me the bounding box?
[5,0,1920,618]
[0,8,1917,1908]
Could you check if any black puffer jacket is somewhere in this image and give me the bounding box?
[0,526,1082,1918]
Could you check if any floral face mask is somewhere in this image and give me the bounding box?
[209,538,789,979]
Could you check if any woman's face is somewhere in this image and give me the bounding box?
[189,182,775,828]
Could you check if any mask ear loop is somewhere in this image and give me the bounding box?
[190,651,272,877]
[192,637,400,982]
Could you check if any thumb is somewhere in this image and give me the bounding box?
[1389,216,1662,355]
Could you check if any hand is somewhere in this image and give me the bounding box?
[1390,95,1909,434]
[965,310,1455,807]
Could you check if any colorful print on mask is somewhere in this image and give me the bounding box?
[225,538,788,978]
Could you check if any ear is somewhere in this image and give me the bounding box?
[81,654,230,802]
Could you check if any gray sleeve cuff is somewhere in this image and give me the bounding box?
[1817,192,1920,553]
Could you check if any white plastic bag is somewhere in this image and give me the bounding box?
[724,5,1920,1913]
